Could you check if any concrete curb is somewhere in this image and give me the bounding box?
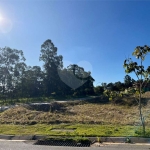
[0,135,150,144]
[88,137,150,143]
[0,135,46,140]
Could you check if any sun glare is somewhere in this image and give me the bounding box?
[0,14,3,21]
[0,14,13,33]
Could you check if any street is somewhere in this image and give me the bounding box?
[0,141,150,150]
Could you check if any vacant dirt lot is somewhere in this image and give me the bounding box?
[0,92,150,126]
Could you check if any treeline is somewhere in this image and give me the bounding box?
[0,39,95,101]
[1,39,148,103]
[94,75,137,95]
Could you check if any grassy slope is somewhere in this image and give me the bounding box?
[0,124,139,136]
[0,92,150,136]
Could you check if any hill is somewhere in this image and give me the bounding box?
[0,92,150,126]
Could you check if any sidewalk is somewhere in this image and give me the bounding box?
[91,142,150,147]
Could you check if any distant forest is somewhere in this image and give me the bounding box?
[0,39,144,102]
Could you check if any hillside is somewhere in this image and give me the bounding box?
[0,92,150,126]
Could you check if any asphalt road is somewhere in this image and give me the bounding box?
[0,141,150,150]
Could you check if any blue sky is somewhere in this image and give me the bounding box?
[0,0,150,86]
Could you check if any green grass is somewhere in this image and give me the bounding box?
[0,97,56,105]
[0,124,149,137]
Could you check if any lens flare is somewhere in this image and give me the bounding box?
[0,14,3,21]
[0,15,13,33]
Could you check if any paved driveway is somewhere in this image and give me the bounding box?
[0,141,150,150]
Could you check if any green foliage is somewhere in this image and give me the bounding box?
[43,136,91,145]
[0,40,95,101]
[105,130,113,136]
[39,39,64,96]
[134,128,150,137]
[124,45,150,80]
[103,90,122,102]
[124,75,133,88]
[94,86,104,95]
[0,47,26,101]
[123,45,150,136]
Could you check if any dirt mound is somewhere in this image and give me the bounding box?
[28,102,64,112]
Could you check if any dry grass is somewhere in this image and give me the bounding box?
[1,92,150,126]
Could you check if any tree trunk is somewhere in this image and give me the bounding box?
[139,81,145,136]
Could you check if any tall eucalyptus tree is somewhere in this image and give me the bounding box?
[0,47,26,101]
[39,39,63,96]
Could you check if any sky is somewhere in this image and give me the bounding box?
[0,0,150,86]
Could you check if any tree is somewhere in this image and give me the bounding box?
[94,86,104,95]
[123,45,150,136]
[101,82,107,90]
[113,81,124,91]
[19,66,44,98]
[106,82,114,91]
[67,64,95,95]
[39,39,63,96]
[58,64,95,96]
[124,75,132,88]
[0,47,26,102]
[13,62,27,98]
